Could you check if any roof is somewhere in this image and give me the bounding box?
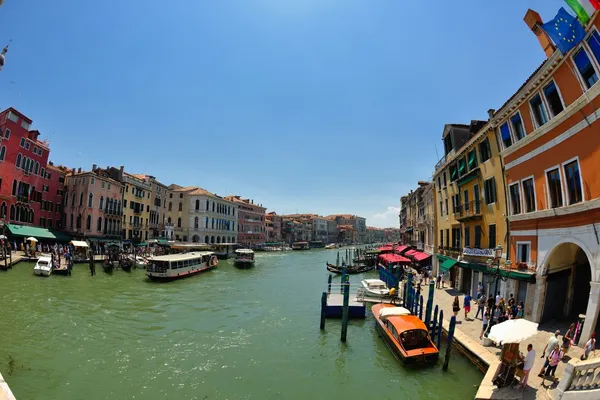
[379,307,411,319]
[1,107,33,123]
[70,240,89,248]
[130,173,147,180]
[150,251,214,261]
[235,249,254,254]
[386,314,428,332]
[379,253,411,264]
[364,279,386,285]
[494,59,549,118]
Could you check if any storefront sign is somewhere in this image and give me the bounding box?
[462,247,494,257]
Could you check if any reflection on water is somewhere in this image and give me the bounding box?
[0,250,481,400]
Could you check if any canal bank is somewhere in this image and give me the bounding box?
[0,250,482,400]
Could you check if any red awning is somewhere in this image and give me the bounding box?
[404,249,417,256]
[378,253,411,264]
[394,245,408,253]
[410,251,432,262]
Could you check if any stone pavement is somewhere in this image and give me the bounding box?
[430,283,595,400]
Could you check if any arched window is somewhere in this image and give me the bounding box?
[88,193,93,208]
[195,199,200,210]
[76,214,81,229]
[212,202,215,212]
[11,180,16,196]
[211,236,215,244]
[0,146,5,161]
[168,217,172,224]
[9,204,14,220]
[70,213,74,228]
[177,217,181,228]
[217,236,221,244]
[99,196,104,210]
[0,202,6,219]
[24,158,29,172]
[97,217,102,232]
[118,200,121,213]
[79,192,84,206]
[16,153,21,168]
[178,202,182,212]
[71,192,76,206]
[29,210,34,223]
[206,201,209,210]
[86,215,91,230]
[34,161,39,175]
[205,235,209,244]
[211,218,214,229]
[64,192,69,206]
[194,216,199,229]
[168,202,172,212]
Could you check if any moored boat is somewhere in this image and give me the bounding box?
[146,251,218,281]
[326,262,375,274]
[360,279,390,298]
[127,255,148,269]
[234,249,255,269]
[325,243,337,250]
[372,304,439,366]
[33,255,53,277]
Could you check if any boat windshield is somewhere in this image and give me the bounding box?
[38,261,49,267]
[400,329,431,351]
[369,283,387,290]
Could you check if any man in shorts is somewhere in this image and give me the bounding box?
[463,292,472,320]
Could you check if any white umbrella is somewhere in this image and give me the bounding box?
[26,237,38,242]
[488,319,539,345]
[0,235,6,239]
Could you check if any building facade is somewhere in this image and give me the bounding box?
[400,182,434,251]
[63,165,123,240]
[266,212,282,243]
[166,185,195,242]
[148,176,168,239]
[491,10,600,343]
[225,196,266,247]
[43,163,67,230]
[326,214,367,244]
[187,188,238,244]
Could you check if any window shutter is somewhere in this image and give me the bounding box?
[492,178,497,203]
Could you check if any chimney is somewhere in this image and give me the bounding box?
[49,161,54,166]
[120,166,124,173]
[487,109,495,119]
[92,164,97,171]
[77,167,81,173]
[524,9,555,58]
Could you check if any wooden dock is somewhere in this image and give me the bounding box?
[324,293,366,319]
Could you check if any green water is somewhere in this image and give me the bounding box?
[0,250,481,400]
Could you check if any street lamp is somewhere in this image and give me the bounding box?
[484,244,508,337]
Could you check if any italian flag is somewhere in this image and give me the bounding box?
[566,0,600,24]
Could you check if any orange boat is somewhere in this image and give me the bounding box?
[372,304,439,365]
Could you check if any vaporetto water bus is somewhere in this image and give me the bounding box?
[146,251,219,281]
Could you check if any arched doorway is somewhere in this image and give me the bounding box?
[210,236,215,244]
[192,235,200,243]
[540,241,597,343]
[205,236,209,244]
[217,236,221,244]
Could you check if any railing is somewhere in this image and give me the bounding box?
[104,207,122,216]
[434,149,455,171]
[455,200,482,219]
[554,357,600,398]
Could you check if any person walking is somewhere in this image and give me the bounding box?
[480,308,489,340]
[452,296,460,317]
[475,293,485,319]
[441,272,446,288]
[463,292,472,320]
[436,273,441,289]
[516,344,535,392]
[538,330,560,377]
[562,323,576,359]
[581,332,596,361]
[495,291,501,306]
[516,301,524,319]
[543,343,563,383]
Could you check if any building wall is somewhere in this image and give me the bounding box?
[122,174,152,242]
[148,177,168,239]
[187,193,238,244]
[166,186,194,242]
[225,196,266,246]
[266,212,282,243]
[40,164,66,229]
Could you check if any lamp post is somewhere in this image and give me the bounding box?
[484,245,508,337]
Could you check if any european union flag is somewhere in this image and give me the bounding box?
[541,7,586,55]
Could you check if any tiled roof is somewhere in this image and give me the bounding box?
[494,59,548,118]
[172,186,197,192]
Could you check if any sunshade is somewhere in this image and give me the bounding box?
[26,237,38,242]
[488,319,538,345]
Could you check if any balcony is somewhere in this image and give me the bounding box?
[104,207,123,216]
[455,200,482,221]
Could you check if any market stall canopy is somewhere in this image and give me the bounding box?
[488,319,538,345]
[408,250,432,262]
[7,224,72,242]
[439,258,458,271]
[378,253,411,264]
[70,240,89,248]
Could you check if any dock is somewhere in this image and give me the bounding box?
[324,293,366,318]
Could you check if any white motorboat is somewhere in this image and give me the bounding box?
[33,256,53,277]
[234,249,255,269]
[128,255,149,269]
[325,244,337,249]
[360,279,390,298]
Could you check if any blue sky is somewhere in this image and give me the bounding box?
[0,0,565,228]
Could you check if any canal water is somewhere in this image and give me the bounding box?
[0,250,482,400]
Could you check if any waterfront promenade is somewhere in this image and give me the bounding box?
[433,285,590,400]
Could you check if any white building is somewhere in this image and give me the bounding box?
[187,188,238,244]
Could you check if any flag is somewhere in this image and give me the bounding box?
[566,0,599,24]
[541,7,586,54]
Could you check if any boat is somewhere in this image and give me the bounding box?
[103,259,116,274]
[360,279,390,298]
[309,240,325,249]
[146,251,218,282]
[33,255,53,277]
[128,255,148,269]
[120,258,133,272]
[326,262,375,274]
[234,249,255,269]
[211,243,237,259]
[291,241,310,250]
[325,243,338,250]
[372,304,439,366]
[70,240,90,263]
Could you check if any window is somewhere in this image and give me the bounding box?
[25,141,30,150]
[488,224,496,249]
[443,172,447,187]
[88,193,93,207]
[530,94,548,128]
[168,202,172,212]
[445,199,449,216]
[437,176,441,190]
[522,178,536,213]
[467,149,477,170]
[499,122,512,149]
[573,47,598,89]
[0,146,5,161]
[451,228,461,249]
[463,190,469,210]
[464,227,470,247]
[21,120,30,130]
[587,30,600,67]
[97,217,102,232]
[99,196,104,210]
[101,181,105,188]
[439,201,443,216]
[7,111,18,123]
[4,129,10,139]
[178,202,182,212]
[16,153,21,168]
[543,81,564,117]
[474,226,482,248]
[19,138,25,147]
[517,242,530,264]
[123,199,127,208]
[34,162,39,175]
[510,113,526,141]
[79,192,84,206]
[195,199,200,210]
[509,183,521,215]
[445,229,449,248]
[546,168,563,208]
[563,159,583,205]
[91,177,95,185]
[457,157,466,177]
[177,217,182,228]
[484,178,497,204]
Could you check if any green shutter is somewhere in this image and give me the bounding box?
[468,150,476,168]
[458,158,466,174]
[450,166,458,180]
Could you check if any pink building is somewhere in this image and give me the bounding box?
[224,195,266,247]
[63,165,123,241]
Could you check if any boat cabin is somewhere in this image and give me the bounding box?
[363,279,388,291]
[292,241,310,250]
[235,249,255,261]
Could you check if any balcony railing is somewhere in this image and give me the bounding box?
[104,207,123,216]
[455,200,482,220]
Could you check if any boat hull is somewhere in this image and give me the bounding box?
[234,260,255,269]
[33,268,51,277]
[326,263,375,274]
[146,264,215,282]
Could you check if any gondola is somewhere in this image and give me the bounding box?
[120,258,133,272]
[103,260,115,274]
[326,262,375,274]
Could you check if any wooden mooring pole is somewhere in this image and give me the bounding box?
[431,305,438,336]
[442,315,456,371]
[327,275,332,294]
[424,281,435,328]
[320,292,327,330]
[341,275,350,342]
[437,309,444,350]
[405,271,413,310]
[418,295,424,320]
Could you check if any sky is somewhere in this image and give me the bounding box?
[0,0,567,228]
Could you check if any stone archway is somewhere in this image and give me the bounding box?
[538,239,598,346]
[192,235,200,243]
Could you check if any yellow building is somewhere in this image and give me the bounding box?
[433,118,508,295]
[166,185,196,242]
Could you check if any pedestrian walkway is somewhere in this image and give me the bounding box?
[433,285,593,400]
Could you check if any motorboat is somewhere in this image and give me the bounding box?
[33,256,53,277]
[360,279,390,298]
[325,244,337,250]
[372,304,439,365]
[128,255,149,269]
[234,249,255,269]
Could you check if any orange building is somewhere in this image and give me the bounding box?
[494,9,600,344]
